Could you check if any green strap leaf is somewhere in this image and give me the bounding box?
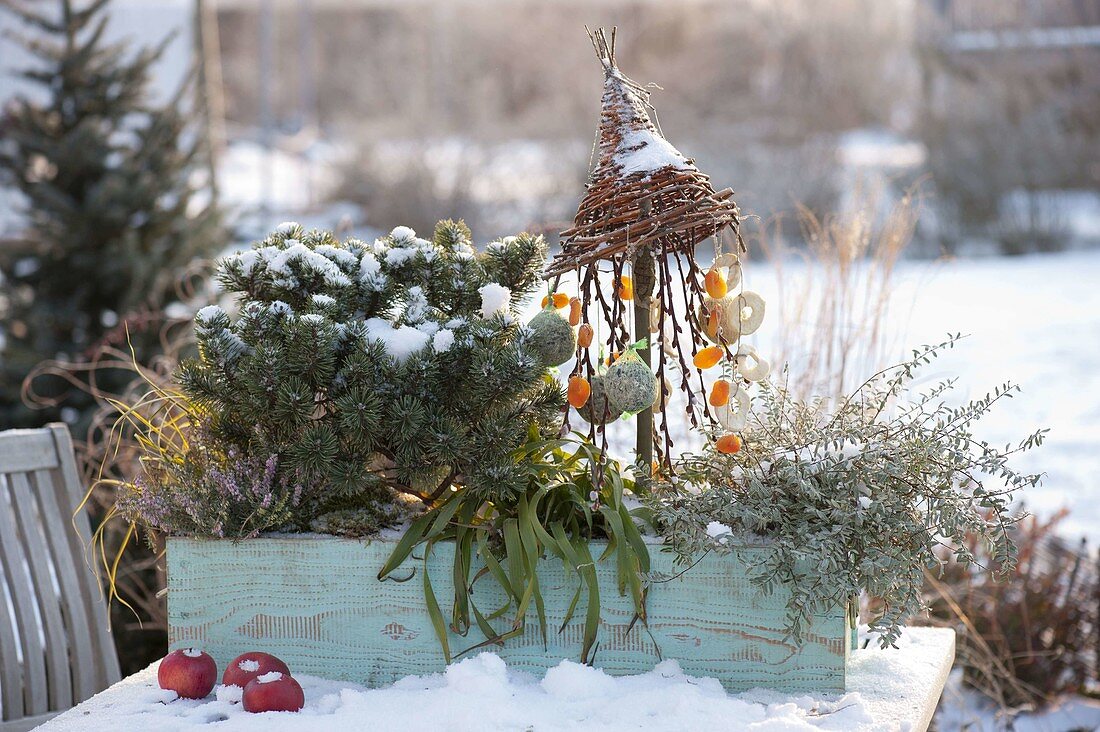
[377,509,435,579]
[422,540,451,664]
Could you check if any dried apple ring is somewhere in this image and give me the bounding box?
[698,296,738,344]
[734,344,770,382]
[713,386,751,431]
[734,291,765,336]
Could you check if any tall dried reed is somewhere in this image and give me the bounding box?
[754,185,921,402]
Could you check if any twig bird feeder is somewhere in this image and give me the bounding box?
[549,28,756,473]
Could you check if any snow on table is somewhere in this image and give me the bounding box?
[35,628,954,732]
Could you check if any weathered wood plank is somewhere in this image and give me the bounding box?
[0,480,49,717]
[47,423,120,693]
[31,468,97,706]
[0,709,61,732]
[0,481,28,722]
[10,472,73,712]
[0,432,58,473]
[168,536,849,692]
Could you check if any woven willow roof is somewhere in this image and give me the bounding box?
[548,28,741,277]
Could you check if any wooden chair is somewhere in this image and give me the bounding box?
[0,424,120,731]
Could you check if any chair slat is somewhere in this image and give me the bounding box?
[47,424,120,689]
[0,479,28,722]
[0,424,119,729]
[30,469,95,705]
[0,433,58,473]
[0,481,49,717]
[11,472,73,711]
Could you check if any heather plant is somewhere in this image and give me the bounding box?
[649,335,1045,647]
[115,417,308,540]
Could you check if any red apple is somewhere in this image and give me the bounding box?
[222,651,291,688]
[158,648,217,699]
[242,671,305,713]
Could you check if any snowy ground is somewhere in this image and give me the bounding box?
[38,629,954,732]
[881,251,1100,542]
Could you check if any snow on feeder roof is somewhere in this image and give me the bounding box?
[548,27,743,278]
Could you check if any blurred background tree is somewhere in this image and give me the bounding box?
[0,0,224,675]
[0,0,222,431]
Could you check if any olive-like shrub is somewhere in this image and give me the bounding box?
[649,335,1045,646]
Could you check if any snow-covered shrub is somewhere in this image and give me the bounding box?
[150,220,564,535]
[649,335,1045,647]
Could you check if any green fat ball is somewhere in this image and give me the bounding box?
[576,374,623,424]
[526,308,576,367]
[604,350,658,414]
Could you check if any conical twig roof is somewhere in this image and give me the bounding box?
[549,28,741,277]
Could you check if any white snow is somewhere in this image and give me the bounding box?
[37,629,955,732]
[181,648,202,658]
[937,669,1100,731]
[705,521,732,539]
[478,282,512,318]
[269,301,292,317]
[238,660,260,673]
[231,243,353,289]
[358,252,385,291]
[195,305,225,323]
[614,129,690,176]
[314,245,358,270]
[216,684,243,703]
[363,318,430,363]
[389,226,416,242]
[274,222,299,236]
[256,671,284,684]
[384,247,419,267]
[432,329,455,353]
[403,286,429,323]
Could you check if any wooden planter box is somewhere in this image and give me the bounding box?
[166,535,853,692]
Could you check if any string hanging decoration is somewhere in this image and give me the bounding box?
[547,28,768,474]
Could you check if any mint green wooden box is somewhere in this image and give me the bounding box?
[166,535,853,692]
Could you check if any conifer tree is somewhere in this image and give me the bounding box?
[179,221,565,530]
[0,0,221,428]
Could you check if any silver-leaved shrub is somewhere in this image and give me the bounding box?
[648,335,1045,647]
